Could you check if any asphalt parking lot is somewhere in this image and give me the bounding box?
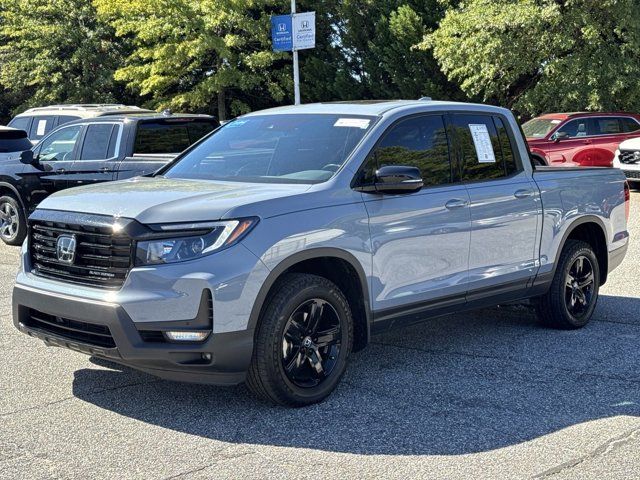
[2,194,640,479]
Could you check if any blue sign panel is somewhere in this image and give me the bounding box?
[271,15,293,52]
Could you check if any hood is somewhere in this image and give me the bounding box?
[618,137,640,151]
[38,177,311,224]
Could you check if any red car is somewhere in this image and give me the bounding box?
[522,112,640,167]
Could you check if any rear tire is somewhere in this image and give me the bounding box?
[535,240,600,329]
[246,273,353,407]
[0,195,26,246]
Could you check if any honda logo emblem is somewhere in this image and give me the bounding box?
[301,20,310,29]
[56,235,77,265]
[278,23,287,32]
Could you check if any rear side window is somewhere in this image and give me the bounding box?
[29,115,56,141]
[7,116,31,133]
[134,120,218,155]
[621,117,640,133]
[79,124,116,160]
[493,117,520,175]
[56,115,82,127]
[591,117,623,135]
[450,114,505,182]
[362,115,451,187]
[0,130,32,153]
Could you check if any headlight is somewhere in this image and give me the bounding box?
[135,218,257,266]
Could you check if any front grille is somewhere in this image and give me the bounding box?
[623,170,640,179]
[619,150,640,164]
[23,309,116,348]
[29,219,133,289]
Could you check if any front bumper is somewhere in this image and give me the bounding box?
[13,284,254,385]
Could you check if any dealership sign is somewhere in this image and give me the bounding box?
[271,12,315,52]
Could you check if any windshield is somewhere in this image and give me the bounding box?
[522,118,561,138]
[163,114,375,184]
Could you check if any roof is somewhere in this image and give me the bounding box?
[536,112,640,121]
[243,99,505,117]
[62,112,217,124]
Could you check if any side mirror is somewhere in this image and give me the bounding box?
[553,131,569,142]
[372,165,423,194]
[20,149,36,165]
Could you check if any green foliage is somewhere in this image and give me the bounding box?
[0,0,128,115]
[423,0,640,116]
[93,0,290,119]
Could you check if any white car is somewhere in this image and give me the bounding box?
[613,137,640,186]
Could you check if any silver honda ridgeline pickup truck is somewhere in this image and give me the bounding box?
[13,101,630,406]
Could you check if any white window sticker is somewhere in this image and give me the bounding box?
[469,124,496,163]
[551,119,562,124]
[36,119,47,136]
[334,118,370,129]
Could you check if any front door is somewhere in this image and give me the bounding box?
[359,114,471,328]
[546,118,594,165]
[448,113,540,299]
[19,124,82,208]
[66,123,121,188]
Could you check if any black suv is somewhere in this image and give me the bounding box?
[0,113,219,245]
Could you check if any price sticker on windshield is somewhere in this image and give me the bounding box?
[469,124,496,163]
[334,118,370,129]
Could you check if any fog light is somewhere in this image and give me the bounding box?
[164,331,210,342]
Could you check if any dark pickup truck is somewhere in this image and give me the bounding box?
[0,112,219,245]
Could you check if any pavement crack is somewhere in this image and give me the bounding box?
[162,451,254,480]
[533,425,640,478]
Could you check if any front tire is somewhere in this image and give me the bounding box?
[535,240,600,329]
[0,195,26,246]
[246,273,353,407]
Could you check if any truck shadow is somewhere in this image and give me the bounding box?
[72,294,640,456]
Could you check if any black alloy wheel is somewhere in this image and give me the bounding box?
[564,255,595,319]
[281,298,342,388]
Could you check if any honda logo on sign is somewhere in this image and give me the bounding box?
[301,20,309,29]
[56,235,77,265]
[278,23,287,32]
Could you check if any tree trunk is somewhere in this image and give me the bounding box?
[217,88,226,121]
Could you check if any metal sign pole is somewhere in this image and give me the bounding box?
[291,0,300,105]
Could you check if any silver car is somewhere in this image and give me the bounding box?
[12,100,630,406]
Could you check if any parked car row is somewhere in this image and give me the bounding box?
[0,110,219,245]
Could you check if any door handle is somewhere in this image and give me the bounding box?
[514,189,534,199]
[583,139,593,145]
[55,168,66,173]
[100,167,110,172]
[445,198,469,210]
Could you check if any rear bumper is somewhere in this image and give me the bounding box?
[608,242,628,274]
[12,284,254,385]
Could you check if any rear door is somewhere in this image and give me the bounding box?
[66,122,122,188]
[448,113,541,300]
[587,117,626,167]
[361,114,471,324]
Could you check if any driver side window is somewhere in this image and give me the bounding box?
[558,119,589,138]
[37,125,82,162]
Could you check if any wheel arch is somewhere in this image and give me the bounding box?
[0,182,26,211]
[556,216,609,285]
[248,248,372,352]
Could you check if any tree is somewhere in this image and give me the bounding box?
[94,0,291,120]
[311,0,463,102]
[0,0,128,115]
[423,0,640,116]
